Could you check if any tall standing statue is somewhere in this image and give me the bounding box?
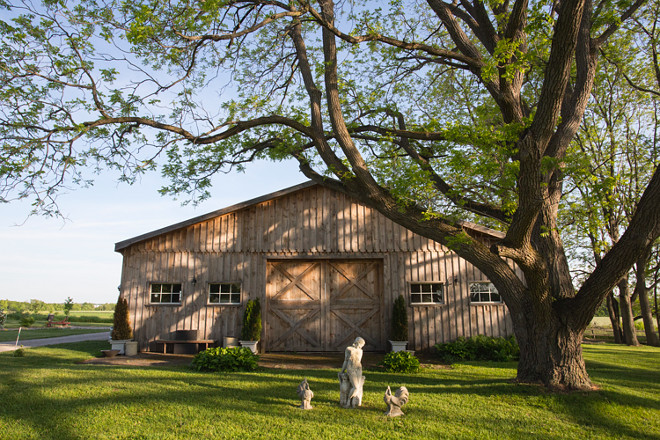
[339,336,366,408]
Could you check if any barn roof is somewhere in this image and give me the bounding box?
[114,181,504,252]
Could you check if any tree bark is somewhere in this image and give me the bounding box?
[636,250,660,346]
[618,277,640,346]
[606,293,624,344]
[512,300,593,390]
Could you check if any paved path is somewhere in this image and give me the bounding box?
[0,331,111,352]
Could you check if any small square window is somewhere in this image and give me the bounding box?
[470,282,501,304]
[208,283,241,305]
[410,283,444,305]
[149,283,183,304]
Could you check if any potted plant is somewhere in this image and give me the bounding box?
[389,295,409,352]
[110,296,136,355]
[240,298,262,354]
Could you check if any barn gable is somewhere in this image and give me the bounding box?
[116,182,512,352]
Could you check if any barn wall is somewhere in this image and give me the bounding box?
[119,185,513,352]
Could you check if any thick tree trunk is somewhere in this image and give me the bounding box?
[606,293,624,343]
[514,312,592,390]
[639,288,659,346]
[618,278,640,346]
[656,283,660,338]
[636,252,659,346]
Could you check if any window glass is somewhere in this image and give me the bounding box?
[470,282,501,303]
[149,283,182,304]
[410,283,444,304]
[208,283,241,305]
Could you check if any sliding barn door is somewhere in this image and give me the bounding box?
[265,259,384,352]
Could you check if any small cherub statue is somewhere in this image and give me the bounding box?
[384,386,409,417]
[297,378,314,410]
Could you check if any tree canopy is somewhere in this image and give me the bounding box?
[2,0,660,389]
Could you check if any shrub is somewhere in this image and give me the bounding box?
[390,295,408,341]
[241,299,262,341]
[111,297,133,340]
[19,314,35,327]
[13,346,25,357]
[435,335,519,363]
[191,347,259,372]
[380,351,420,373]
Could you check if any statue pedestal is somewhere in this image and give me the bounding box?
[338,372,365,408]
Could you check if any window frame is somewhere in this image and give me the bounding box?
[469,281,502,304]
[207,282,242,306]
[149,282,183,305]
[409,282,445,306]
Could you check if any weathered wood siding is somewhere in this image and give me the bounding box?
[118,185,513,352]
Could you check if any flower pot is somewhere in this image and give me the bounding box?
[389,340,408,352]
[124,341,138,356]
[240,340,259,354]
[223,336,239,348]
[110,339,131,355]
[101,349,120,358]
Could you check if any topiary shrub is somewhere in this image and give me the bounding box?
[241,299,262,341]
[380,350,420,373]
[191,347,259,372]
[435,335,519,363]
[390,295,408,341]
[111,296,133,340]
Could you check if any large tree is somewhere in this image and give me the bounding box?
[561,0,660,346]
[2,0,660,389]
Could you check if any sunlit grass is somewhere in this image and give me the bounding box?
[0,328,109,343]
[0,342,657,439]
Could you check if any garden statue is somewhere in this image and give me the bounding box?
[384,386,409,417]
[297,378,314,410]
[339,336,365,408]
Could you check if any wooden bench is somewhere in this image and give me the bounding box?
[152,339,216,354]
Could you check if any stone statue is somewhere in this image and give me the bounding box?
[384,386,409,417]
[339,336,366,408]
[297,378,314,410]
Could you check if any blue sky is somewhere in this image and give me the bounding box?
[1,160,305,304]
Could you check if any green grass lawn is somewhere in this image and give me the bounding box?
[0,328,109,343]
[0,342,658,440]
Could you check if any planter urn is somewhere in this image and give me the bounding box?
[389,340,408,352]
[110,339,131,355]
[239,340,259,354]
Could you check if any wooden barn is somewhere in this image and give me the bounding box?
[114,181,514,353]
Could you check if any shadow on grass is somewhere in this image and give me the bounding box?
[0,341,658,439]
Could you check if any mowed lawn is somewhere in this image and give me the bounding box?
[0,328,109,343]
[0,342,657,440]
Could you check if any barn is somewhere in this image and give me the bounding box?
[114,181,514,353]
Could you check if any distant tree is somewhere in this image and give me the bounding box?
[28,299,45,313]
[63,297,74,318]
[80,302,96,311]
